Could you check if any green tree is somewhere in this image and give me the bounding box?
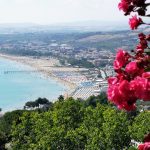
[11,111,38,149]
[52,97,84,130]
[58,95,64,102]
[10,98,132,149]
[25,101,37,109]
[35,97,49,106]
[11,98,85,149]
[0,130,7,150]
[85,92,108,107]
[102,108,130,150]
[0,110,25,138]
[129,111,150,142]
[84,104,106,150]
[0,110,25,149]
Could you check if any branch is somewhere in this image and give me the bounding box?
[145,3,150,7]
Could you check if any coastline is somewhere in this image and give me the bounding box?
[0,53,78,97]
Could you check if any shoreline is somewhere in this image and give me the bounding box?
[0,53,78,97]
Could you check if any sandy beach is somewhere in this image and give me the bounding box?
[0,53,81,97]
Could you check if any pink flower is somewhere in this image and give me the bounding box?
[114,49,130,70]
[142,72,150,79]
[129,15,143,30]
[139,33,146,40]
[131,76,150,101]
[136,44,144,53]
[138,142,150,150]
[118,0,129,12]
[136,33,148,52]
[140,39,148,49]
[125,61,143,76]
[107,79,137,111]
[107,84,121,105]
[116,72,126,81]
[108,77,118,85]
[119,80,130,96]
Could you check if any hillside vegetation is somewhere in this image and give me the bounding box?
[0,94,149,149]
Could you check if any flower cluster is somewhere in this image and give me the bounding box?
[129,15,143,30]
[116,0,150,148]
[118,0,147,16]
[107,33,150,111]
[118,0,150,30]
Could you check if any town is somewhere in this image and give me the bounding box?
[0,29,145,100]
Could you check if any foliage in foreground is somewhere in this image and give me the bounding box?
[0,95,149,149]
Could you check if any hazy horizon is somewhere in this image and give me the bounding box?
[0,0,129,25]
[0,20,130,33]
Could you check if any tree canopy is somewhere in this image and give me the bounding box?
[0,94,149,149]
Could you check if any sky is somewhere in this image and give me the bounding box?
[0,0,129,25]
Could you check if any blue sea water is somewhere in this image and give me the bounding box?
[0,58,67,112]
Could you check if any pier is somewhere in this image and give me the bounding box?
[2,70,41,74]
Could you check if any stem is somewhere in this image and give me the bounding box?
[144,23,150,25]
[140,15,150,17]
[139,22,150,27]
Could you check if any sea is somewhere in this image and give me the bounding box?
[0,57,67,112]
